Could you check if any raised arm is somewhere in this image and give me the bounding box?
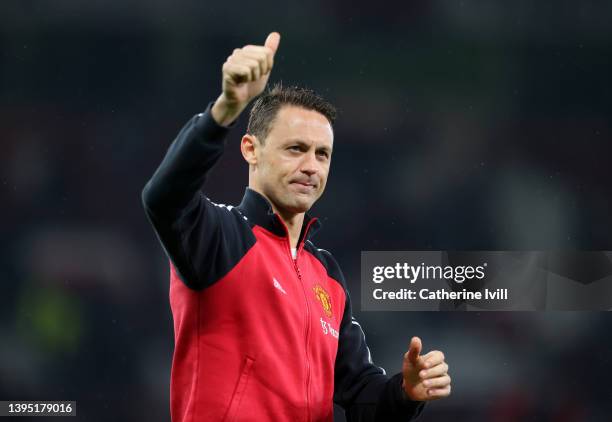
[142,32,280,215]
[141,33,280,289]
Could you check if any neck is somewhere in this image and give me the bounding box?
[249,186,306,249]
[275,208,305,249]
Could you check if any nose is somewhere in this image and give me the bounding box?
[300,150,319,176]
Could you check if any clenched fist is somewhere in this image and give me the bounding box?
[212,32,281,126]
[402,337,451,401]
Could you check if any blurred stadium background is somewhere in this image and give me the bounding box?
[1,1,611,420]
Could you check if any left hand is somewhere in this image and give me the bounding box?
[402,336,451,401]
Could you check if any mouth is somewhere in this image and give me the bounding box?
[289,181,317,193]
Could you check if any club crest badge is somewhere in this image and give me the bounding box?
[313,284,332,318]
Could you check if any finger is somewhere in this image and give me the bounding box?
[419,362,448,379]
[242,42,276,72]
[264,32,281,55]
[241,57,261,81]
[422,375,451,389]
[229,56,260,81]
[243,45,268,51]
[266,50,274,75]
[223,63,252,84]
[239,50,269,75]
[243,45,275,72]
[427,385,451,399]
[406,337,422,365]
[421,350,445,368]
[242,45,271,55]
[224,62,251,82]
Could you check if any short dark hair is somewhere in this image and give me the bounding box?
[247,83,337,144]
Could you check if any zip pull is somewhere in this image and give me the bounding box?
[293,259,303,280]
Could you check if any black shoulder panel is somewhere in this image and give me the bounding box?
[144,192,256,290]
[304,240,347,290]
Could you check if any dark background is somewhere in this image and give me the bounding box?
[1,1,611,421]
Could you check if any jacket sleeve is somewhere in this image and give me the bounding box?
[141,102,254,290]
[328,253,425,421]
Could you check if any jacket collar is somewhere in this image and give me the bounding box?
[237,187,322,243]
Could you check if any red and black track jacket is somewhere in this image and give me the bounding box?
[141,102,424,422]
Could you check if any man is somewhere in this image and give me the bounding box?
[142,32,451,421]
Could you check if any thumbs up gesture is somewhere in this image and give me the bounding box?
[212,32,281,126]
[402,337,451,401]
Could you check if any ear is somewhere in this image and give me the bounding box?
[240,134,260,166]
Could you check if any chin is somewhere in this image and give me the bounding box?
[285,196,314,214]
[289,201,312,214]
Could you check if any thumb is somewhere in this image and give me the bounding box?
[407,336,422,365]
[265,32,281,55]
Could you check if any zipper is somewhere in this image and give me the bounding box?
[293,254,312,422]
[275,215,317,422]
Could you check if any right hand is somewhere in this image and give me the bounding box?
[212,32,281,126]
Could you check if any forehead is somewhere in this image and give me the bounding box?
[267,105,334,147]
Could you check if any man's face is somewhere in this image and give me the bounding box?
[253,105,334,215]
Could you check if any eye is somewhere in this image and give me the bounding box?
[317,150,330,159]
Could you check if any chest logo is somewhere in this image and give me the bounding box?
[273,277,287,295]
[313,284,332,318]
